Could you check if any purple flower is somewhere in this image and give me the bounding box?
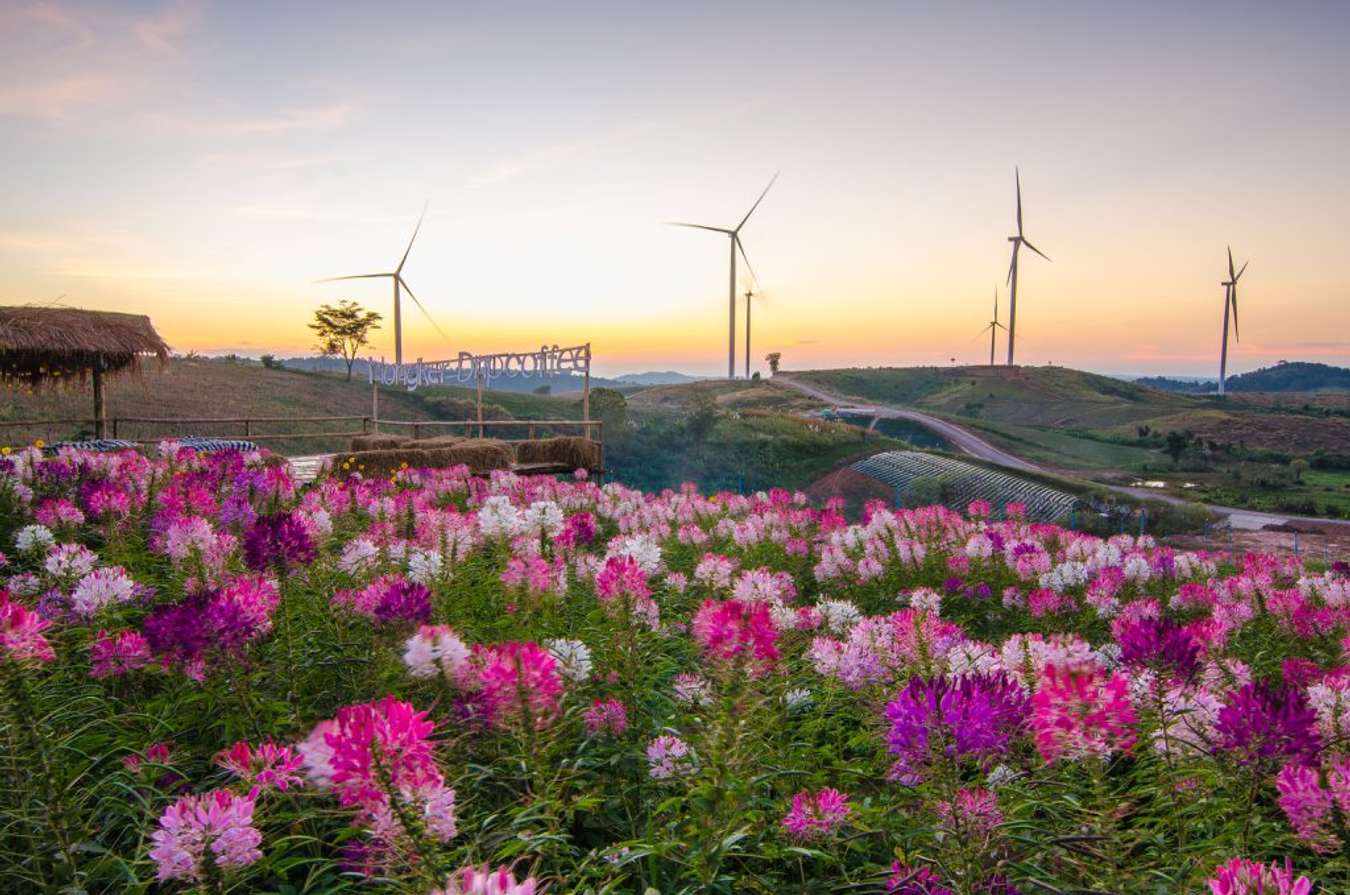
[888,863,954,895]
[943,576,964,594]
[883,673,1030,784]
[243,511,315,573]
[373,578,432,624]
[1216,681,1321,768]
[1117,617,1200,679]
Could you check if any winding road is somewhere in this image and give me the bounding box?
[775,376,1350,532]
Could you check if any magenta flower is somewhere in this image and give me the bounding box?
[883,673,1030,784]
[476,641,565,729]
[323,696,442,815]
[1215,681,1321,769]
[887,862,954,895]
[781,787,851,840]
[691,598,779,674]
[936,786,1003,837]
[89,628,150,678]
[646,734,695,779]
[148,787,263,882]
[595,554,651,603]
[242,510,315,573]
[216,738,306,792]
[431,865,542,895]
[1116,616,1201,679]
[583,697,629,737]
[0,592,55,664]
[1031,664,1136,764]
[1207,857,1312,895]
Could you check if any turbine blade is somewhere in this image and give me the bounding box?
[315,273,393,283]
[735,235,761,288]
[735,170,779,232]
[1006,248,1016,286]
[1230,289,1239,343]
[1227,246,1235,281]
[1234,260,1248,282]
[396,202,429,274]
[1015,167,1023,236]
[399,276,451,344]
[1022,239,1051,262]
[667,221,734,234]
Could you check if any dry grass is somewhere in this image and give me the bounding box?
[513,435,601,469]
[349,434,410,451]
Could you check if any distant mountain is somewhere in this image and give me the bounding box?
[613,371,702,386]
[1227,361,1350,393]
[1133,376,1214,394]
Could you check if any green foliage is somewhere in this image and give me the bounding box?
[309,300,382,381]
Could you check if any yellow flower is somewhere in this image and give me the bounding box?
[33,439,46,449]
[400,462,409,469]
[1,446,10,455]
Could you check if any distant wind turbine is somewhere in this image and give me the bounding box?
[316,204,447,367]
[743,289,760,379]
[1217,247,1248,397]
[668,173,778,379]
[978,286,1006,366]
[1004,167,1051,366]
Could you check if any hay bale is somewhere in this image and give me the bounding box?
[342,439,515,478]
[349,434,410,452]
[443,438,515,470]
[514,436,601,470]
[416,434,467,448]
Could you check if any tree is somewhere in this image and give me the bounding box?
[1164,430,1190,466]
[309,301,382,381]
[765,352,782,375]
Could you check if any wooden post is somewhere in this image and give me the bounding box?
[476,374,485,438]
[92,357,106,439]
[582,342,591,428]
[244,419,252,438]
[372,382,380,433]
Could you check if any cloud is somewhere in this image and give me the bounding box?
[8,2,96,52]
[132,0,201,56]
[0,73,115,120]
[151,103,353,137]
[0,231,64,251]
[468,120,662,188]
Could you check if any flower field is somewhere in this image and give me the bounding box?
[3,446,1350,894]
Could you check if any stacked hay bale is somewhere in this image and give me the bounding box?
[513,436,601,471]
[340,438,515,478]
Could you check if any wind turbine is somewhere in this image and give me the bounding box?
[1004,167,1051,366]
[1217,247,1248,397]
[669,173,778,379]
[316,204,446,367]
[743,289,759,379]
[978,286,1006,366]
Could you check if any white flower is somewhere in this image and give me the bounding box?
[71,566,137,616]
[521,500,564,538]
[477,495,522,538]
[407,549,444,586]
[337,538,380,574]
[545,638,593,683]
[403,625,470,679]
[672,673,712,707]
[606,534,663,574]
[908,588,942,616]
[14,524,54,554]
[784,688,813,712]
[817,599,862,634]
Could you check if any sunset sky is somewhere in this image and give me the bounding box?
[3,1,1348,378]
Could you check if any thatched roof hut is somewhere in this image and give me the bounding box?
[0,306,170,437]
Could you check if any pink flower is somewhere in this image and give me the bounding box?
[691,598,780,673]
[476,641,564,728]
[646,734,694,779]
[583,697,629,737]
[148,788,263,882]
[935,787,1002,837]
[595,555,650,603]
[1207,857,1312,895]
[1032,664,1137,763]
[216,738,306,792]
[0,591,55,664]
[89,628,150,678]
[781,787,851,840]
[323,697,442,816]
[431,865,542,895]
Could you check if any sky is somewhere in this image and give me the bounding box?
[2,1,1348,378]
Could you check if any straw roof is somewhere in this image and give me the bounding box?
[0,306,170,387]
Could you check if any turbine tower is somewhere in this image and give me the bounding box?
[669,173,778,379]
[978,286,1006,366]
[1004,168,1051,366]
[1217,247,1248,397]
[317,204,445,367]
[743,289,755,379]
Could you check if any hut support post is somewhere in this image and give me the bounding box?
[92,358,106,439]
[372,383,379,433]
[582,342,591,428]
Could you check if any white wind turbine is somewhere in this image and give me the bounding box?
[668,173,778,379]
[1004,167,1051,366]
[743,288,762,379]
[316,204,446,367]
[1217,247,1248,397]
[978,286,1006,366]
